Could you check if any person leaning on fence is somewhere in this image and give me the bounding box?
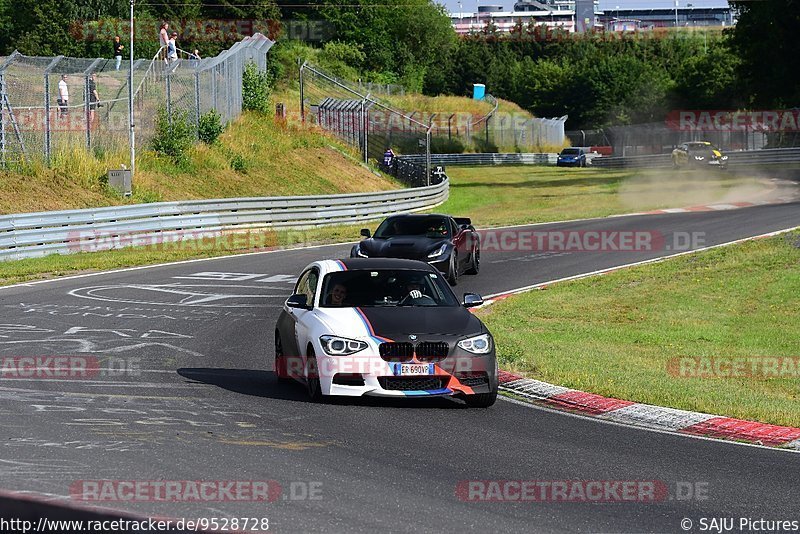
[57,74,69,118]
[190,49,201,68]
[167,32,178,64]
[113,35,124,71]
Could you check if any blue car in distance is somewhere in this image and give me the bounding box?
[556,147,587,167]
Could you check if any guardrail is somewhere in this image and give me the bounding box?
[399,153,557,166]
[0,180,449,261]
[591,148,800,169]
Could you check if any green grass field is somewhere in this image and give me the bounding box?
[437,165,773,227]
[476,232,800,427]
[0,112,397,214]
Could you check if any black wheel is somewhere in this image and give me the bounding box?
[464,388,498,408]
[465,247,480,275]
[305,346,323,402]
[447,252,459,286]
[274,331,292,384]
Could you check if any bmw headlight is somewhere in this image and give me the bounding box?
[457,333,493,354]
[428,243,448,259]
[356,244,369,258]
[320,335,368,356]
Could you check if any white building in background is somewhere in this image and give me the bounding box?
[449,0,733,34]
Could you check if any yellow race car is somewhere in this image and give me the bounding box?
[671,141,728,169]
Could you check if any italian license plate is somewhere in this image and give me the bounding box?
[392,363,434,376]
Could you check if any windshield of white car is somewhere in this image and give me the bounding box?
[320,269,459,307]
[373,216,450,239]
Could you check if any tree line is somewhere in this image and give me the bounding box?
[0,0,795,130]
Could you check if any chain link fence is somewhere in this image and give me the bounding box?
[299,62,568,186]
[300,62,435,187]
[0,34,273,169]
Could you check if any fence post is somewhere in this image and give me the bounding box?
[211,65,217,113]
[426,124,433,187]
[165,70,172,125]
[43,74,51,164]
[299,60,306,123]
[194,70,201,134]
[0,73,5,168]
[84,74,91,148]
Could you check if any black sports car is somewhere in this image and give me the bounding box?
[350,214,480,286]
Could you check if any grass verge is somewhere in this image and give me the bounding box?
[476,231,800,427]
[0,112,397,214]
[0,225,359,287]
[438,165,775,227]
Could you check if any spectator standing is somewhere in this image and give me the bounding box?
[190,49,201,68]
[88,73,100,126]
[57,74,69,118]
[167,32,178,63]
[383,147,395,167]
[159,22,169,62]
[113,36,124,70]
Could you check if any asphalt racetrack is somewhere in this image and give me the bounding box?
[1,202,799,533]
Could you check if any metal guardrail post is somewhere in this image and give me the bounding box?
[299,61,306,123]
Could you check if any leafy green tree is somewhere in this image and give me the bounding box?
[727,0,800,107]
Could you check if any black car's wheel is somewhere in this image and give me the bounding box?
[274,331,291,384]
[465,247,480,275]
[464,388,498,408]
[447,252,459,286]
[305,346,323,402]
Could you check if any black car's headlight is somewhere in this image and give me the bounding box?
[355,244,369,258]
[457,333,493,354]
[428,243,448,259]
[320,335,368,356]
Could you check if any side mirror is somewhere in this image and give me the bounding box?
[286,294,310,309]
[360,228,371,238]
[463,293,484,308]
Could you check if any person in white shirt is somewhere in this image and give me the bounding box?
[167,32,178,63]
[57,74,69,118]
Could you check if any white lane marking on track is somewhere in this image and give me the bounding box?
[496,395,800,455]
[0,198,796,294]
[67,283,285,307]
[480,225,800,301]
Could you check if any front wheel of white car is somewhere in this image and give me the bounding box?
[464,387,498,408]
[305,346,323,402]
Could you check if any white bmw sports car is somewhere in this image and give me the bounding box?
[274,258,498,407]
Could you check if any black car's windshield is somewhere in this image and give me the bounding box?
[561,148,581,155]
[373,216,450,239]
[320,269,459,307]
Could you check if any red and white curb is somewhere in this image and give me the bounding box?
[497,371,800,450]
[642,196,797,215]
[481,225,800,450]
